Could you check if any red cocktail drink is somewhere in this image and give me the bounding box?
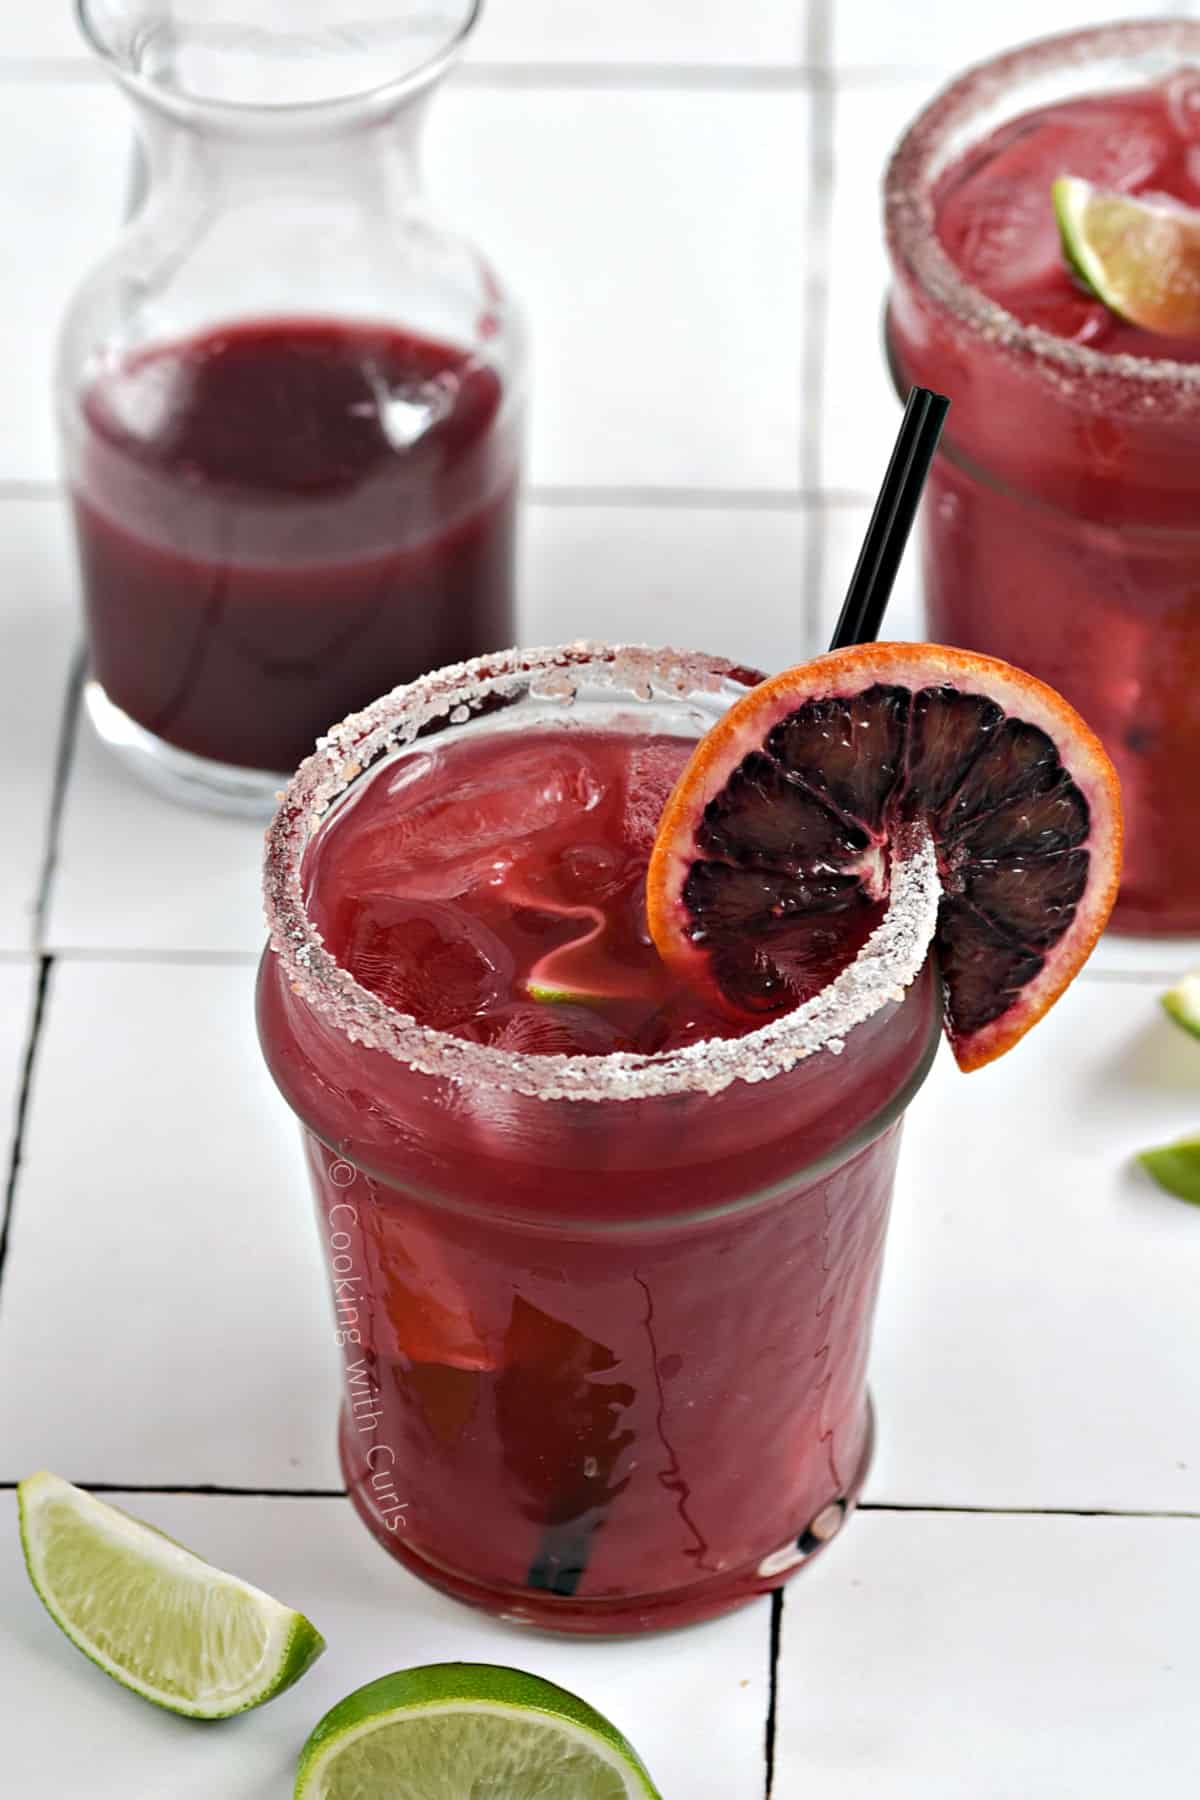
[67,318,517,781]
[258,645,940,1634]
[887,22,1200,933]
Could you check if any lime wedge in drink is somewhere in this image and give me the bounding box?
[294,1665,663,1799]
[17,1471,325,1718]
[1138,1135,1200,1206]
[526,979,593,1004]
[1052,175,1200,336]
[1162,971,1200,1039]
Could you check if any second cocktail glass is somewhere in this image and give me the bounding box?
[886,20,1200,934]
[258,644,942,1635]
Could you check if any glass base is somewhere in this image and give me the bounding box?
[339,1399,875,1638]
[85,680,288,819]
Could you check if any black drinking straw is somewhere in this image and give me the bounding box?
[828,385,949,651]
[522,385,950,1603]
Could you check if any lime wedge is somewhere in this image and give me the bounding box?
[1138,1135,1200,1206]
[295,1664,663,1799]
[1162,971,1200,1040]
[1052,175,1200,336]
[17,1471,325,1718]
[526,980,594,1004]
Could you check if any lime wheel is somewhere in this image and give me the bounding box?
[646,643,1122,1071]
[1053,175,1200,338]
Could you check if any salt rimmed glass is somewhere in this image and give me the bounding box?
[886,20,1200,936]
[257,642,942,1635]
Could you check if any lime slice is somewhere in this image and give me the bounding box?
[17,1471,325,1718]
[294,1664,663,1799]
[1052,175,1200,337]
[1162,971,1200,1040]
[1138,1135,1200,1206]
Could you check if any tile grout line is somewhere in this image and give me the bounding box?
[0,479,60,500]
[799,1,835,652]
[1,57,824,90]
[859,1501,1200,1520]
[0,956,54,1318]
[455,62,820,90]
[31,647,85,953]
[0,1480,347,1499]
[0,549,78,1284]
[763,1589,784,1799]
[527,484,815,510]
[0,56,1015,90]
[0,480,851,512]
[0,1481,1193,1520]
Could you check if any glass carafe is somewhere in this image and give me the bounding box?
[58,1,525,814]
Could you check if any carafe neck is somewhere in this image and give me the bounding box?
[129,87,430,217]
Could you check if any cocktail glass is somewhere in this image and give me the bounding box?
[886,20,1200,934]
[257,644,941,1635]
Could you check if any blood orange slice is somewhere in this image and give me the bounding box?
[646,644,1122,1072]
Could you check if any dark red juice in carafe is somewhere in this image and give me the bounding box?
[70,318,517,773]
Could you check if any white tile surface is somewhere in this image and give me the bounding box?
[0,7,86,61]
[821,79,936,497]
[0,960,341,1487]
[47,717,266,954]
[1,1489,770,1798]
[472,0,806,67]
[775,1510,1200,1798]
[0,80,126,484]
[869,976,1200,1512]
[0,498,78,952]
[523,501,814,673]
[431,87,810,491]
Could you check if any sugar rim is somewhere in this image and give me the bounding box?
[885,18,1200,407]
[262,642,941,1103]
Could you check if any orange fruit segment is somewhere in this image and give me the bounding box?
[646,643,1122,1072]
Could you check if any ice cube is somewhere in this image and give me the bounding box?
[469,1001,631,1057]
[938,101,1171,298]
[347,744,607,899]
[622,740,691,857]
[554,843,626,903]
[1164,70,1200,145]
[340,899,514,1028]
